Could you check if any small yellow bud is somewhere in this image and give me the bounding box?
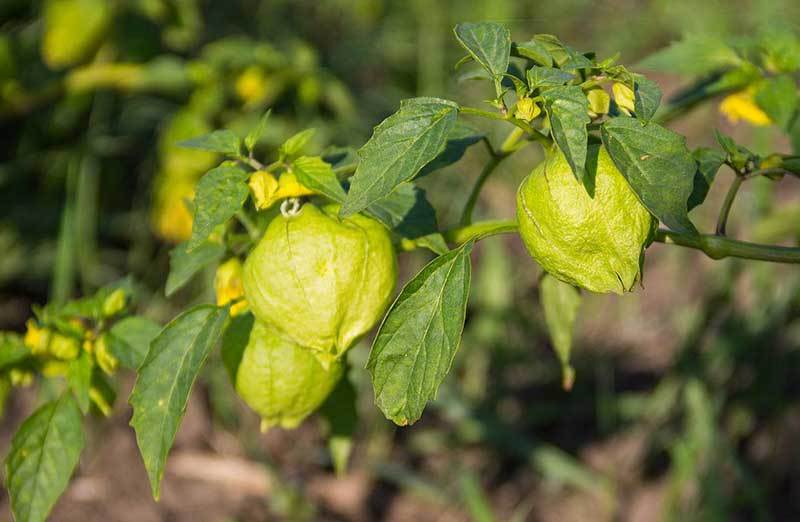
[514,97,541,122]
[215,258,248,316]
[49,333,81,360]
[94,334,118,375]
[586,88,611,117]
[612,82,635,115]
[24,320,50,355]
[9,368,34,387]
[102,288,127,317]
[719,88,772,126]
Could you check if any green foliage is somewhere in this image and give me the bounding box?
[187,165,251,250]
[540,86,590,182]
[539,274,581,390]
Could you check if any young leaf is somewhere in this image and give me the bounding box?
[541,85,590,182]
[165,240,226,296]
[539,274,581,391]
[755,75,798,129]
[453,22,511,80]
[601,116,697,233]
[526,66,574,89]
[688,147,726,211]
[320,375,358,476]
[633,75,662,121]
[244,108,272,152]
[341,98,458,216]
[278,128,316,161]
[292,156,347,203]
[67,350,93,413]
[367,241,473,425]
[187,165,250,251]
[6,394,85,522]
[179,129,241,156]
[130,305,229,499]
[108,316,163,370]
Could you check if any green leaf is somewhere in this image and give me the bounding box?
[278,128,316,161]
[417,121,484,178]
[366,183,439,240]
[367,241,473,425]
[292,156,347,203]
[322,146,359,172]
[130,305,229,499]
[220,313,254,381]
[453,22,511,80]
[6,394,84,522]
[0,332,32,370]
[755,75,798,129]
[541,85,590,182]
[601,117,697,233]
[689,147,726,211]
[341,97,458,216]
[166,240,226,297]
[514,39,554,66]
[539,274,581,391]
[526,66,574,89]
[245,108,271,152]
[108,316,163,370]
[178,129,241,156]
[320,375,357,476]
[187,165,250,251]
[633,75,662,121]
[636,34,742,76]
[67,351,92,413]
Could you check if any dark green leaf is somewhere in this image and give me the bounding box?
[0,333,31,370]
[755,75,798,129]
[67,351,92,413]
[187,165,250,251]
[540,274,581,391]
[560,51,593,71]
[601,117,696,233]
[130,305,229,499]
[178,129,241,156]
[244,109,271,152]
[292,156,347,203]
[514,39,553,66]
[320,375,357,476]
[526,66,574,89]
[541,85,590,182]
[166,240,226,296]
[367,242,473,425]
[108,316,163,370]
[633,75,662,121]
[6,394,84,522]
[689,148,726,211]
[417,121,484,178]
[220,312,254,381]
[341,98,458,216]
[453,22,511,79]
[322,146,359,172]
[366,183,439,240]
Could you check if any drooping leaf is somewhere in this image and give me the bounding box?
[292,156,347,203]
[178,129,241,156]
[526,66,574,89]
[688,147,726,211]
[130,305,229,499]
[165,240,226,296]
[367,242,473,425]
[539,274,581,391]
[754,75,798,129]
[67,350,93,413]
[187,165,250,251]
[6,394,84,522]
[108,316,163,370]
[633,75,662,121]
[601,117,697,233]
[453,22,511,80]
[541,85,590,182]
[320,375,358,476]
[341,98,458,216]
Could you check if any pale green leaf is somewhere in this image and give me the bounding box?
[245,109,272,152]
[179,129,241,156]
[166,240,226,296]
[540,274,581,390]
[292,156,347,203]
[526,66,574,89]
[108,316,163,370]
[279,128,316,161]
[67,351,92,413]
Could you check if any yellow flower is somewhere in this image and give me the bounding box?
[719,88,772,126]
[24,319,50,354]
[612,82,635,115]
[514,97,541,122]
[248,170,314,210]
[587,88,610,117]
[215,258,248,316]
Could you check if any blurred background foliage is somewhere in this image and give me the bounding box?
[1,0,800,520]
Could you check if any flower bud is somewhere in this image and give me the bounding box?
[215,258,248,316]
[612,82,635,115]
[514,97,541,122]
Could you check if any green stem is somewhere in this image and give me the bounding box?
[235,209,260,241]
[459,128,527,226]
[459,106,552,145]
[716,175,743,235]
[442,220,800,264]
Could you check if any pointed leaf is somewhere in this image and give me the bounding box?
[187,165,250,251]
[453,22,511,79]
[166,240,226,296]
[366,183,439,240]
[130,305,229,499]
[526,66,574,89]
[341,98,458,216]
[633,75,662,121]
[688,147,726,211]
[367,242,473,425]
[540,274,581,391]
[601,116,696,233]
[278,128,316,161]
[108,316,163,370]
[292,156,347,203]
[541,85,590,182]
[179,130,241,156]
[245,109,272,152]
[417,122,484,178]
[6,394,84,522]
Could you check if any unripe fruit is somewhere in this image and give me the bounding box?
[243,203,396,361]
[234,320,343,430]
[516,144,655,294]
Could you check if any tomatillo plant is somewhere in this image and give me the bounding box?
[3,21,800,522]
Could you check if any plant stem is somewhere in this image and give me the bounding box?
[459,128,527,226]
[235,209,260,241]
[442,220,800,264]
[459,106,551,145]
[716,175,743,236]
